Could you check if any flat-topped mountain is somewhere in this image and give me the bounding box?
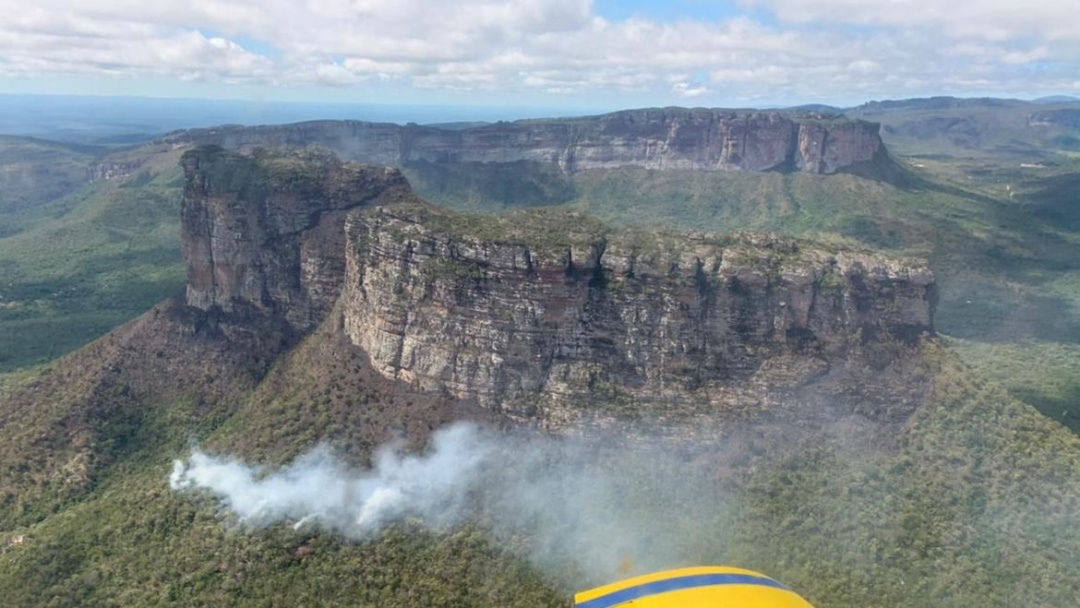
[179,146,934,428]
[165,108,886,176]
[5,145,1080,608]
[180,145,416,331]
[846,96,1080,155]
[344,203,935,424]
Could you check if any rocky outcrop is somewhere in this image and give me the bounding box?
[795,119,887,173]
[341,203,936,423]
[175,146,936,427]
[1029,108,1080,130]
[1029,108,1080,149]
[167,108,885,176]
[180,146,417,331]
[87,161,143,182]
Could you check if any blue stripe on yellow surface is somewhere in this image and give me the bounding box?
[576,573,790,608]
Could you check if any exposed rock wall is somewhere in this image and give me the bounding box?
[170,108,884,175]
[176,146,936,427]
[180,146,417,331]
[1029,108,1080,148]
[1030,108,1080,130]
[341,204,936,422]
[87,161,143,182]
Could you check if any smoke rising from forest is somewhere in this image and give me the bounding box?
[170,422,731,584]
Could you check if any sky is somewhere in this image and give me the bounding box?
[1,0,1078,110]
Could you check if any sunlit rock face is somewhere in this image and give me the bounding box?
[341,204,935,427]
[178,147,935,431]
[87,160,142,182]
[170,108,885,176]
[180,146,416,331]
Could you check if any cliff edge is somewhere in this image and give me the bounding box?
[170,108,886,176]
[342,203,935,426]
[180,145,418,332]
[180,146,935,428]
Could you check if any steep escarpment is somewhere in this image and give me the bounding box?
[848,96,1080,154]
[178,146,935,427]
[10,128,1080,608]
[87,160,143,182]
[180,145,418,332]
[342,203,936,425]
[1029,108,1080,149]
[168,108,885,176]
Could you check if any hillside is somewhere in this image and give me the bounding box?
[0,148,1079,607]
[846,96,1080,158]
[0,142,186,373]
[4,101,1080,437]
[3,101,1080,442]
[0,108,892,374]
[170,108,887,176]
[147,108,1080,343]
[0,136,98,219]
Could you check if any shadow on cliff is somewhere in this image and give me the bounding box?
[836,146,935,190]
[836,149,1080,346]
[1010,382,1080,435]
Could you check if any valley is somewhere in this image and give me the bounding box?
[1,98,1079,606]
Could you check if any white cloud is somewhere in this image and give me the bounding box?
[0,26,271,83]
[0,0,1077,104]
[1001,47,1051,65]
[310,63,368,87]
[745,0,1080,41]
[673,82,710,98]
[846,60,880,73]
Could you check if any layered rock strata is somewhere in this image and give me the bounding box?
[87,160,143,182]
[180,146,417,331]
[341,204,936,421]
[169,108,884,175]
[178,147,936,427]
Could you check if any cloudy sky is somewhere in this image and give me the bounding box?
[1,0,1077,109]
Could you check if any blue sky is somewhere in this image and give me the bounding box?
[0,0,1077,110]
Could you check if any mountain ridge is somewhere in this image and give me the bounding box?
[161,108,887,177]
[178,146,935,429]
[344,201,935,427]
[3,145,1080,607]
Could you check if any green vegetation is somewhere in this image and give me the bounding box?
[847,98,1080,159]
[948,339,1080,433]
[404,159,577,212]
[0,311,563,607]
[714,340,1080,608]
[0,473,562,607]
[3,113,1080,606]
[561,165,1080,340]
[2,322,1079,606]
[0,156,185,372]
[0,136,98,219]
[407,147,1080,447]
[390,201,609,257]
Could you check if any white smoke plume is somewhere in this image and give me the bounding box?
[169,424,495,535]
[169,422,730,584]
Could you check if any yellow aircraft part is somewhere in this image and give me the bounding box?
[574,566,815,608]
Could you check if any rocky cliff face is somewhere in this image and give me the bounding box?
[177,146,935,428]
[180,146,417,331]
[169,108,884,176]
[1029,108,1080,148]
[341,203,936,425]
[87,160,143,182]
